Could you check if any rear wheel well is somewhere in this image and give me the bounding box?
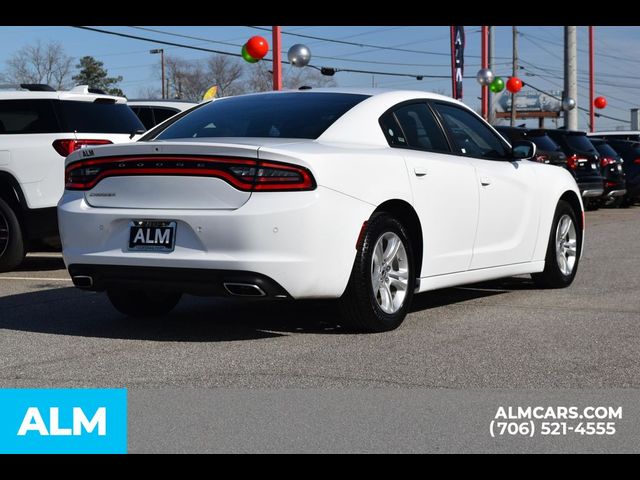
[559,190,583,230]
[0,173,23,211]
[373,200,423,277]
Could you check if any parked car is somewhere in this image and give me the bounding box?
[587,138,627,207]
[588,130,640,143]
[495,126,567,165]
[0,84,145,272]
[597,139,640,207]
[545,129,604,210]
[58,89,584,332]
[128,100,199,130]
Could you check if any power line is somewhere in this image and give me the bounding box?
[246,25,510,59]
[524,81,630,123]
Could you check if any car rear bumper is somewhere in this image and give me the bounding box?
[58,186,373,299]
[68,264,291,298]
[576,178,604,198]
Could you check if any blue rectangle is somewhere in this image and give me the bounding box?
[0,389,127,454]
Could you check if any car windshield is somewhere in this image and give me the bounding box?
[154,92,369,140]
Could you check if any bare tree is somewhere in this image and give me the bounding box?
[136,85,161,99]
[206,55,245,97]
[5,40,73,89]
[162,55,210,102]
[243,64,337,93]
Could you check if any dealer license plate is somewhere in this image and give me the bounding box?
[128,220,176,252]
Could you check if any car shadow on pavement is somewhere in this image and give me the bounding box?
[14,255,66,272]
[0,276,536,341]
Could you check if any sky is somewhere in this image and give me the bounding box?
[0,25,639,131]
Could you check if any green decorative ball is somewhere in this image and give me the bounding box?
[241,44,258,63]
[490,77,505,93]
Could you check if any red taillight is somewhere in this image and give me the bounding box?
[53,139,112,157]
[606,181,618,187]
[567,154,588,170]
[634,158,640,165]
[600,157,616,168]
[65,155,316,192]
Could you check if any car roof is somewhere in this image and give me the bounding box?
[0,85,127,103]
[587,130,640,136]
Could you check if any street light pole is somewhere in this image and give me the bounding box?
[150,49,165,99]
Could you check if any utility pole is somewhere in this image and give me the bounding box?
[589,26,595,132]
[272,26,282,91]
[564,26,578,130]
[510,26,518,127]
[488,26,495,125]
[150,49,165,99]
[481,26,489,121]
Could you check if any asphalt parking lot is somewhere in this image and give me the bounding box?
[1,207,639,390]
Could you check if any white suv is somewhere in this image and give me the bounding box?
[0,84,145,271]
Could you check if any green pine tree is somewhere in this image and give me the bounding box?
[72,56,124,96]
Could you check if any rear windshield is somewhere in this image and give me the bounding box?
[58,101,144,134]
[155,92,369,140]
[529,134,561,151]
[593,142,619,158]
[565,134,598,153]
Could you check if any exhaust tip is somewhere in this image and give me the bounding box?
[72,275,94,288]
[223,282,266,297]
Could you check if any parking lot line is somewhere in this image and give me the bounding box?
[0,277,71,282]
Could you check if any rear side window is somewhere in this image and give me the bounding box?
[0,99,60,134]
[155,92,369,140]
[57,101,145,134]
[132,107,155,129]
[434,102,509,159]
[152,107,180,125]
[392,103,449,152]
[379,112,406,147]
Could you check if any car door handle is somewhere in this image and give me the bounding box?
[480,175,492,186]
[414,167,428,177]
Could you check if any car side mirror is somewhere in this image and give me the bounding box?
[511,140,537,160]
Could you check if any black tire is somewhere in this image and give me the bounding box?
[107,288,182,317]
[606,196,624,208]
[0,197,26,273]
[339,213,416,332]
[531,200,582,289]
[584,198,599,211]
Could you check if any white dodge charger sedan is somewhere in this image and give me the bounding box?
[58,89,584,332]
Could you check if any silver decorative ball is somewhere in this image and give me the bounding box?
[476,68,494,86]
[562,97,576,111]
[287,44,311,67]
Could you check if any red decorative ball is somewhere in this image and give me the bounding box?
[594,96,607,109]
[506,77,523,93]
[246,36,269,60]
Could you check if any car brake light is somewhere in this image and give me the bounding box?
[600,157,616,167]
[567,154,578,170]
[65,155,316,192]
[53,139,113,157]
[634,158,640,165]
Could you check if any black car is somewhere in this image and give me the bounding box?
[598,139,640,206]
[588,138,627,207]
[495,126,567,165]
[545,129,604,210]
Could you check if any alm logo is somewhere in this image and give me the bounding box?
[18,407,106,436]
[0,389,127,454]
